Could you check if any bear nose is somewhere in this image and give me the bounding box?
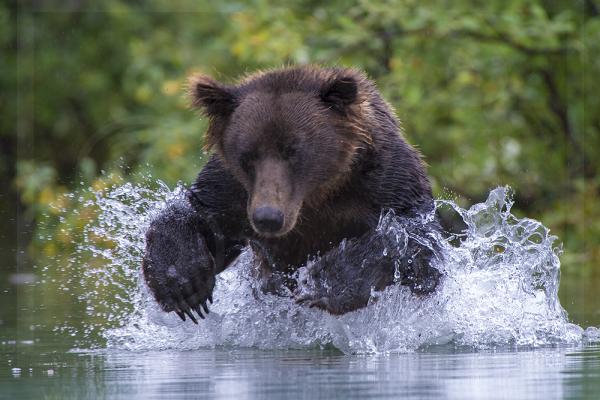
[252,206,284,233]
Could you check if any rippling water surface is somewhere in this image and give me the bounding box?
[2,344,600,399]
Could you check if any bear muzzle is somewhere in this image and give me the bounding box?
[252,206,285,234]
[246,157,302,237]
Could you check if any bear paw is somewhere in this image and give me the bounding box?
[142,203,216,324]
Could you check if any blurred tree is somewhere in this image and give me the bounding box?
[2,0,598,277]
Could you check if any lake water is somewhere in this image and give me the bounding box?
[2,342,600,399]
[1,183,599,399]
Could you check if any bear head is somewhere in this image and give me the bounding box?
[188,66,375,238]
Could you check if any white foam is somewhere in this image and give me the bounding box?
[65,180,590,354]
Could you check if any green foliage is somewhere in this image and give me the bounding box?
[4,0,598,278]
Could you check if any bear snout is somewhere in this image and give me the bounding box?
[252,206,285,234]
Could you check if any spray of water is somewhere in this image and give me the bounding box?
[59,178,597,354]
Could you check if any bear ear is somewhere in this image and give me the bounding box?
[188,74,238,117]
[320,76,358,110]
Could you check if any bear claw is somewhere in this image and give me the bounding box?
[175,310,186,322]
[184,308,198,324]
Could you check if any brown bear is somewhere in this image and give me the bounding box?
[142,65,441,323]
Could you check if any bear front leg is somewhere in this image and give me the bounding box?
[142,200,216,323]
[294,228,442,315]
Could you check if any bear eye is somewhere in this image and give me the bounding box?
[278,143,296,161]
[283,146,296,160]
[240,151,256,176]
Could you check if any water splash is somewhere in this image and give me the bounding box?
[63,180,594,354]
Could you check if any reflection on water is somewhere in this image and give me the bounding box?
[2,345,600,399]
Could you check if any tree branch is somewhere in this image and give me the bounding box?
[585,0,599,17]
[377,28,394,74]
[539,68,582,157]
[447,29,569,56]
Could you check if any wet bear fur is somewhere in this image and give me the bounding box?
[142,65,442,323]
